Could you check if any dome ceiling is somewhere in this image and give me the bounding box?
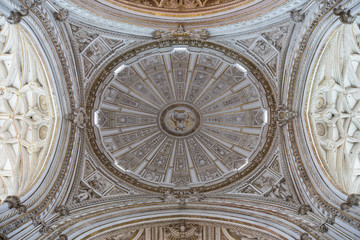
[2,0,360,239]
[88,44,275,192]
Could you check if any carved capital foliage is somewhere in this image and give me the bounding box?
[32,215,52,234]
[55,205,70,216]
[325,214,335,225]
[4,195,21,209]
[6,0,46,24]
[4,195,27,213]
[275,105,297,127]
[300,233,311,240]
[297,204,312,215]
[54,8,69,22]
[334,6,357,24]
[341,193,360,210]
[6,6,29,24]
[318,223,328,233]
[32,215,45,227]
[59,234,68,240]
[290,10,305,23]
[68,108,88,129]
[39,225,52,234]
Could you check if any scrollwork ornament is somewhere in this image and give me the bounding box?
[33,0,44,6]
[263,178,293,201]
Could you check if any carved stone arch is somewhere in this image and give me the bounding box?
[42,207,313,239]
[285,2,360,234]
[0,7,72,215]
[305,22,360,195]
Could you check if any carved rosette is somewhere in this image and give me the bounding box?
[87,43,276,192]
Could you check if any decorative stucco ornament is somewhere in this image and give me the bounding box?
[4,195,27,213]
[275,104,297,127]
[297,204,312,215]
[153,24,209,41]
[0,16,58,202]
[290,9,305,23]
[306,23,360,194]
[6,7,28,24]
[334,5,358,24]
[54,8,69,22]
[340,193,360,210]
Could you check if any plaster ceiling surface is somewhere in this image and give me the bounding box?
[90,46,272,191]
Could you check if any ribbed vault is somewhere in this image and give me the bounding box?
[0,15,58,201]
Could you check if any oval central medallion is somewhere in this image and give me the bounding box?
[159,103,201,137]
